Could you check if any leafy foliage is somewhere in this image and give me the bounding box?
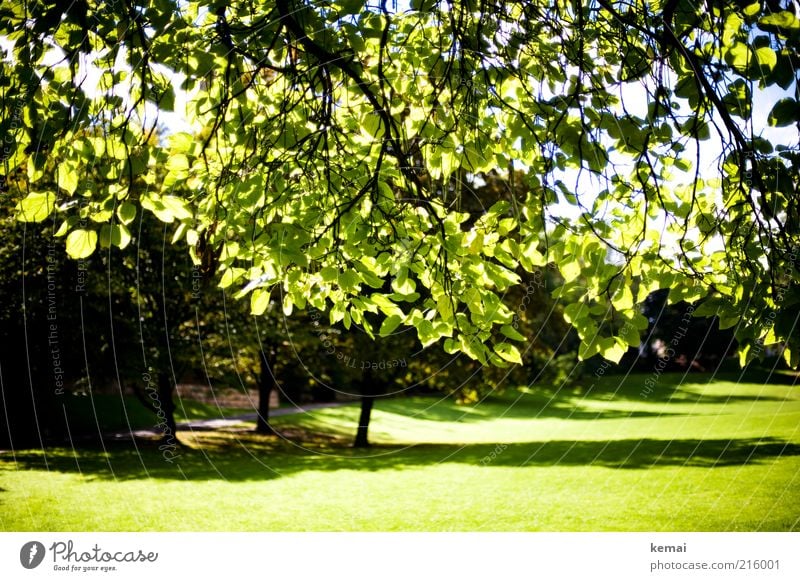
[2,0,799,366]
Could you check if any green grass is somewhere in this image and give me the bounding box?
[2,373,799,531]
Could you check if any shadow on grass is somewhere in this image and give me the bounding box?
[4,434,799,482]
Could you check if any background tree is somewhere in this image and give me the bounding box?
[0,185,80,447]
[1,151,264,445]
[638,289,738,371]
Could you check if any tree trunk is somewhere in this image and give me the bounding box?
[157,371,178,445]
[354,367,377,448]
[256,349,276,434]
[354,394,374,448]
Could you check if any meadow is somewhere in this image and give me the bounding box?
[1,372,798,531]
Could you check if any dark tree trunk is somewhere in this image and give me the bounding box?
[256,349,276,434]
[354,394,374,448]
[157,371,178,444]
[354,367,378,448]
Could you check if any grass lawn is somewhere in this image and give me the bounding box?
[1,372,799,531]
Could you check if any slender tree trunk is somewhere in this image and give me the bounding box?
[354,367,377,448]
[256,349,276,434]
[354,394,374,448]
[157,371,178,444]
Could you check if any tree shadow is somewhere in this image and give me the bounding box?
[4,434,799,482]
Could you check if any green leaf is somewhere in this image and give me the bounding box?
[392,268,416,294]
[371,294,403,316]
[165,154,190,173]
[417,319,437,347]
[117,201,137,225]
[754,46,777,72]
[15,191,55,223]
[759,11,800,32]
[338,269,360,292]
[782,344,799,369]
[57,168,79,196]
[65,229,97,259]
[631,313,650,330]
[169,132,197,153]
[768,98,800,127]
[578,338,601,360]
[563,302,590,324]
[611,286,634,310]
[743,2,760,17]
[251,289,270,315]
[559,256,582,281]
[519,235,545,265]
[437,295,454,322]
[220,241,239,261]
[485,262,520,289]
[679,118,711,140]
[674,75,699,102]
[718,315,740,330]
[99,224,131,249]
[379,314,403,337]
[143,194,193,223]
[721,79,752,119]
[337,0,364,16]
[494,342,522,364]
[458,334,487,363]
[500,324,526,341]
[54,217,77,237]
[724,42,750,72]
[282,294,293,316]
[320,266,339,282]
[219,268,244,289]
[619,323,641,348]
[159,86,176,111]
[739,342,753,367]
[161,196,193,220]
[599,337,627,364]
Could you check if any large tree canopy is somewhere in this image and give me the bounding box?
[2,0,799,367]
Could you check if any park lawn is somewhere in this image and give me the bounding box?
[1,373,799,531]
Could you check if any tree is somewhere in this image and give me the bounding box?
[0,162,183,447]
[0,146,266,448]
[639,288,737,371]
[205,289,288,435]
[2,0,799,375]
[0,184,80,448]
